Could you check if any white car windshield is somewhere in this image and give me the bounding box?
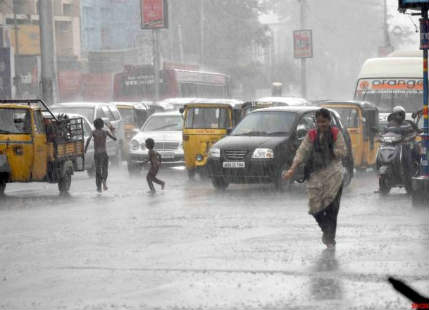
[232,111,297,136]
[142,115,183,131]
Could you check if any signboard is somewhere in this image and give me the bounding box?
[399,0,429,10]
[10,25,41,55]
[0,48,13,98]
[355,78,423,97]
[140,0,168,29]
[293,30,313,58]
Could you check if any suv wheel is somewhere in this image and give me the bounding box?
[211,177,229,190]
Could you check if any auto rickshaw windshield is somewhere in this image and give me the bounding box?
[185,107,230,129]
[0,108,32,134]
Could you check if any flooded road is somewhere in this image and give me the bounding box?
[0,166,428,309]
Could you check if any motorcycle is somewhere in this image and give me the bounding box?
[376,124,420,195]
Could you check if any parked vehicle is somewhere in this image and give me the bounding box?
[181,99,244,178]
[127,111,184,175]
[322,101,379,169]
[0,99,84,195]
[112,101,150,158]
[242,97,310,116]
[207,106,354,190]
[50,102,124,164]
[376,123,420,195]
[354,54,422,113]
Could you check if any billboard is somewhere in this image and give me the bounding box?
[399,0,429,10]
[293,30,313,58]
[140,0,168,29]
[10,25,41,55]
[0,48,13,98]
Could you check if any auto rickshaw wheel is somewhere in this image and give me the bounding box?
[58,169,72,194]
[0,180,6,196]
[187,168,196,179]
[379,175,391,195]
[211,177,229,191]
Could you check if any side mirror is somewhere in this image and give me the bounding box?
[296,128,307,140]
[226,128,233,135]
[179,107,184,114]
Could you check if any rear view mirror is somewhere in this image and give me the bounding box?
[296,128,307,140]
[179,107,184,114]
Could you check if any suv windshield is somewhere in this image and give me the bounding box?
[232,111,297,136]
[143,115,183,131]
[185,107,230,129]
[51,107,94,121]
[0,108,32,134]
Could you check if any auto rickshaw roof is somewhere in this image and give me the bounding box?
[0,99,56,119]
[321,100,378,111]
[184,98,244,109]
[111,101,149,110]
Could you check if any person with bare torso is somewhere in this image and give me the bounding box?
[84,118,117,192]
[145,138,165,193]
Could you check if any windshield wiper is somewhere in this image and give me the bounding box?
[234,131,267,136]
[149,123,178,131]
[267,131,288,136]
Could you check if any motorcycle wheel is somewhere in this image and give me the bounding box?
[379,175,391,195]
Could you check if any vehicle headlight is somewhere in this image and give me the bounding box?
[196,154,204,161]
[252,148,274,159]
[208,147,220,158]
[130,139,139,151]
[382,136,401,143]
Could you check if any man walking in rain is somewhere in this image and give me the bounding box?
[84,118,117,193]
[282,108,347,249]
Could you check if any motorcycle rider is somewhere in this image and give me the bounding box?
[386,105,420,134]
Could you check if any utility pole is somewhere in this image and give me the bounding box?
[299,0,307,98]
[178,24,184,63]
[13,0,20,98]
[38,0,57,105]
[152,29,161,101]
[200,0,204,66]
[383,0,392,51]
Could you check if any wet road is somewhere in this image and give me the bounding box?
[0,166,428,310]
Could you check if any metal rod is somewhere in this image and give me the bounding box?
[423,8,429,176]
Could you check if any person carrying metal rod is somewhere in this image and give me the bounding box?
[282,108,347,249]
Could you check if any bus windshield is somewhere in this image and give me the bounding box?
[354,78,423,113]
[185,107,230,129]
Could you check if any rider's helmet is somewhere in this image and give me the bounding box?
[392,105,406,123]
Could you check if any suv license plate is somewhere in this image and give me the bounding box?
[223,161,245,168]
[160,152,175,159]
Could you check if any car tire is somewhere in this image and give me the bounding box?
[274,164,292,192]
[127,161,142,176]
[87,165,96,177]
[211,177,229,190]
[379,175,391,195]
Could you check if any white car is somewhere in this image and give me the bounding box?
[127,111,184,174]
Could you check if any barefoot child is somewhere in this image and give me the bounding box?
[84,118,117,192]
[145,138,165,193]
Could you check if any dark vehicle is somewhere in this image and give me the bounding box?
[376,123,420,195]
[207,106,354,190]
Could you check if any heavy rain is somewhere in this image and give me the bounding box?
[0,0,428,309]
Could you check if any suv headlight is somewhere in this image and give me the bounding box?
[130,139,139,151]
[209,147,220,158]
[252,148,274,159]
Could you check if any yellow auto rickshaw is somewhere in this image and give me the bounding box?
[113,101,150,157]
[0,99,84,196]
[181,99,244,178]
[322,101,379,169]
